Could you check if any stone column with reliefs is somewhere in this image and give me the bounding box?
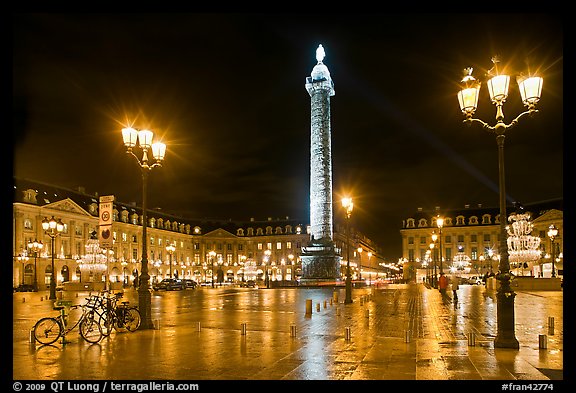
[300,45,341,284]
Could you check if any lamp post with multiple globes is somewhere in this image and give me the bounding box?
[122,126,167,329]
[436,217,444,275]
[547,224,558,278]
[341,197,354,304]
[166,243,176,279]
[457,56,543,349]
[208,250,216,288]
[41,216,64,300]
[27,239,43,292]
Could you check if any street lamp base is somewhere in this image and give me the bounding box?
[495,288,519,349]
[138,287,154,330]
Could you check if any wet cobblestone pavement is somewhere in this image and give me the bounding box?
[13,283,564,383]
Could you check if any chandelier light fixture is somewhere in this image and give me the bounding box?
[506,212,541,265]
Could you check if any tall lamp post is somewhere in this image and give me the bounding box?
[41,216,64,300]
[17,253,29,286]
[547,224,558,278]
[122,126,167,330]
[166,243,176,279]
[27,239,44,292]
[436,216,444,275]
[208,250,216,288]
[429,242,435,287]
[457,57,543,349]
[341,197,354,304]
[264,249,271,288]
[431,231,438,288]
[357,247,363,281]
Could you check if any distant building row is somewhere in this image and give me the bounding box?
[12,178,385,290]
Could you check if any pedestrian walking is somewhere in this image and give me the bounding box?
[450,273,459,302]
[438,272,449,299]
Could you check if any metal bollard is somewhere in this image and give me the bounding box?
[330,298,333,306]
[404,330,411,343]
[29,329,35,344]
[40,296,43,301]
[548,317,555,335]
[323,300,327,309]
[316,303,320,312]
[196,321,202,332]
[365,309,370,318]
[360,297,364,305]
[290,324,297,337]
[22,298,25,303]
[305,299,312,316]
[345,327,351,341]
[539,334,547,349]
[153,319,160,330]
[333,291,339,303]
[467,332,476,346]
[241,322,247,335]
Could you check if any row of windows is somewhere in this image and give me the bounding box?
[405,214,500,228]
[408,233,495,245]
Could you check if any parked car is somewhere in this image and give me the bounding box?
[239,280,256,288]
[183,279,197,289]
[465,276,483,285]
[153,278,185,291]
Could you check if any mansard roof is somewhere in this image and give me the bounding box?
[13,177,308,235]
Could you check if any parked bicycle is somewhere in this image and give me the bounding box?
[32,300,103,345]
[85,290,141,336]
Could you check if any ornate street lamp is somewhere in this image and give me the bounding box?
[436,216,444,275]
[208,250,216,288]
[122,126,167,329]
[357,246,363,281]
[547,224,558,278]
[428,242,435,286]
[341,197,354,304]
[457,57,543,349]
[166,243,176,279]
[27,239,43,291]
[41,216,64,300]
[431,231,438,288]
[17,253,29,287]
[263,249,271,288]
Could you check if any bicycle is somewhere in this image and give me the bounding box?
[32,300,103,345]
[87,291,141,336]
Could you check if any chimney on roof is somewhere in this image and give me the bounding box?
[465,204,470,208]
[435,206,440,212]
[78,186,85,194]
[417,207,423,212]
[478,203,482,208]
[268,217,272,221]
[250,217,254,222]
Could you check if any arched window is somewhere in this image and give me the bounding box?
[237,228,245,236]
[406,218,415,228]
[266,226,273,235]
[418,218,427,228]
[456,215,465,225]
[275,226,282,234]
[482,214,492,224]
[469,216,479,225]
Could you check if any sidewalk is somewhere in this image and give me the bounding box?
[12,283,563,382]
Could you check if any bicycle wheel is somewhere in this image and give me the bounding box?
[79,317,103,343]
[33,317,62,345]
[97,311,114,336]
[123,308,141,332]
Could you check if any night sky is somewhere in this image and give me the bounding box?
[12,13,564,261]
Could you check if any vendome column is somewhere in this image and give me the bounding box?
[300,44,341,285]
